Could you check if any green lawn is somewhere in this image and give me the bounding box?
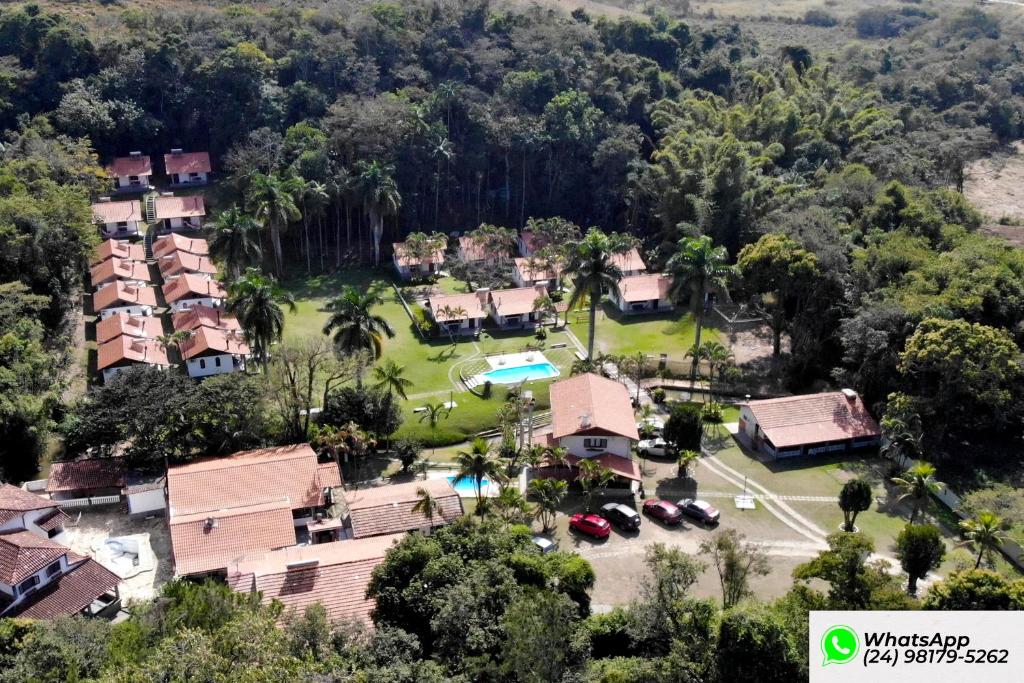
[569,302,720,360]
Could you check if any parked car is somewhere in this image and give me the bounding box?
[532,536,559,554]
[676,498,721,525]
[569,513,611,539]
[642,498,683,524]
[637,438,669,457]
[600,502,642,531]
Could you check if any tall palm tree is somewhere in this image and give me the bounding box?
[418,401,450,458]
[454,437,502,511]
[494,485,532,527]
[959,511,1007,569]
[577,458,614,512]
[208,206,262,279]
[891,461,943,524]
[246,171,303,278]
[528,478,568,532]
[372,358,413,400]
[412,487,443,528]
[322,285,395,380]
[353,160,401,267]
[702,341,734,394]
[666,235,734,381]
[684,343,710,397]
[566,228,633,359]
[226,268,296,371]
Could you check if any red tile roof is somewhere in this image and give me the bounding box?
[95,313,163,345]
[91,240,144,266]
[90,258,151,288]
[226,534,403,624]
[152,234,209,259]
[563,453,643,482]
[427,291,488,322]
[316,462,343,489]
[154,196,205,220]
[164,151,212,175]
[162,274,226,304]
[179,327,250,360]
[345,479,462,539]
[170,501,297,577]
[107,155,152,178]
[0,530,67,583]
[550,373,640,441]
[617,273,672,303]
[96,335,170,372]
[513,257,557,283]
[610,247,646,273]
[92,281,157,312]
[172,305,240,333]
[458,235,489,262]
[489,285,548,317]
[14,557,120,620]
[158,252,217,279]
[92,200,143,224]
[0,485,55,527]
[392,242,445,268]
[744,392,881,449]
[46,459,125,494]
[36,509,69,533]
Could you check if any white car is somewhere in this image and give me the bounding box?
[637,438,669,457]
[532,536,558,554]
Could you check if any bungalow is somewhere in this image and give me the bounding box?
[164,150,211,186]
[612,274,674,314]
[548,373,640,460]
[392,241,445,280]
[0,484,69,541]
[179,327,250,378]
[343,478,462,539]
[107,152,152,192]
[154,195,205,232]
[518,227,540,257]
[89,258,152,290]
[92,199,143,238]
[511,257,557,289]
[158,251,217,280]
[611,247,647,276]
[95,313,163,345]
[457,235,492,264]
[166,444,342,577]
[152,233,209,259]
[427,290,489,335]
[96,335,170,384]
[45,459,125,502]
[92,281,157,320]
[738,390,881,459]
[91,239,144,266]
[172,304,241,334]
[488,284,549,328]
[162,274,227,313]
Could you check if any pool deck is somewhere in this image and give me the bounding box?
[476,350,559,385]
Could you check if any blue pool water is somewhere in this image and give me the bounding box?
[446,475,491,496]
[482,361,559,384]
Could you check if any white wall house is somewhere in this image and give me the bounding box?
[511,257,557,289]
[93,199,143,238]
[164,150,212,186]
[488,284,548,328]
[427,291,488,335]
[393,242,445,280]
[97,336,170,384]
[180,327,249,378]
[612,274,674,314]
[107,153,152,191]
[162,275,227,313]
[154,195,205,232]
[548,373,640,460]
[93,282,157,321]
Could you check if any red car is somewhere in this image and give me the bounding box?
[569,513,611,539]
[642,499,683,525]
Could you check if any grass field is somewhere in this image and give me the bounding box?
[570,302,719,360]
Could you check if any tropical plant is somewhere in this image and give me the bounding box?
[403,231,448,278]
[417,401,450,457]
[566,228,633,359]
[677,449,700,479]
[322,286,395,379]
[666,235,734,380]
[839,478,873,532]
[454,437,502,511]
[891,461,943,524]
[435,304,467,343]
[896,523,946,595]
[577,458,615,512]
[156,330,191,354]
[959,511,1008,569]
[226,268,296,371]
[684,343,709,393]
[702,341,734,394]
[528,478,568,532]
[208,206,262,279]
[245,170,303,277]
[532,293,557,325]
[494,485,532,527]
[372,358,413,400]
[393,438,422,473]
[353,160,401,266]
[412,486,442,527]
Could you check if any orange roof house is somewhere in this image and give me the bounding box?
[172,304,240,333]
[610,247,647,275]
[0,484,58,528]
[427,291,488,329]
[512,257,558,287]
[392,241,445,280]
[164,151,211,176]
[162,274,226,309]
[457,235,489,263]
[89,258,152,289]
[152,234,209,259]
[154,196,205,220]
[46,459,125,498]
[179,327,249,360]
[548,373,639,461]
[96,336,169,382]
[613,273,674,314]
[91,240,145,266]
[107,155,152,179]
[226,534,404,624]
[158,252,217,279]
[738,390,881,458]
[95,313,163,344]
[488,285,549,327]
[344,479,462,539]
[92,200,143,225]
[92,282,157,317]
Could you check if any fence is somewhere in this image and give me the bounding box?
[55,495,123,509]
[391,283,425,340]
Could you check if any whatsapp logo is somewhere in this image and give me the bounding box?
[821,625,859,666]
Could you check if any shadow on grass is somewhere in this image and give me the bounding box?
[283,269,392,301]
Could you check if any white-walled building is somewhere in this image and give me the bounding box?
[164,150,211,186]
[152,233,209,260]
[158,251,217,280]
[426,290,488,335]
[107,152,152,192]
[610,247,647,277]
[93,281,157,320]
[92,199,143,238]
[612,273,674,314]
[97,335,170,384]
[95,313,163,345]
[488,284,549,328]
[511,257,557,289]
[548,373,640,460]
[179,327,250,378]
[162,274,227,313]
[90,257,152,290]
[154,195,205,232]
[392,241,445,280]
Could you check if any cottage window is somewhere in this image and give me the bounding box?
[583,438,608,450]
[199,358,206,370]
[17,575,39,594]
[45,561,61,578]
[214,357,221,367]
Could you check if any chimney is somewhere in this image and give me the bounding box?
[98,196,112,202]
[841,388,858,401]
[129,151,142,157]
[580,412,591,428]
[286,559,319,571]
[204,517,219,529]
[170,148,183,155]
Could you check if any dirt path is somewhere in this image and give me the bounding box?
[61,294,89,403]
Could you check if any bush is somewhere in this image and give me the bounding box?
[482,380,493,399]
[664,402,703,451]
[652,388,667,404]
[803,9,837,27]
[535,326,548,340]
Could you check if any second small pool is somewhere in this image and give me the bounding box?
[481,361,559,384]
[446,475,492,497]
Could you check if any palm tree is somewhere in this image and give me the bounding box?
[209,206,262,279]
[702,341,734,394]
[353,160,401,267]
[577,458,615,512]
[494,485,532,527]
[226,268,296,371]
[372,358,413,400]
[532,293,557,326]
[322,286,395,381]
[412,487,443,528]
[302,179,330,272]
[157,330,192,360]
[960,511,1008,569]
[677,449,700,479]
[435,304,467,344]
[528,478,568,532]
[666,235,734,381]
[685,343,710,396]
[246,171,303,277]
[418,401,450,458]
[566,228,633,359]
[891,461,943,524]
[454,437,502,511]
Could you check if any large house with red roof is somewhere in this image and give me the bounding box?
[179,327,250,378]
[164,149,211,186]
[92,199,143,238]
[0,484,121,620]
[612,273,674,314]
[738,390,881,459]
[107,152,152,191]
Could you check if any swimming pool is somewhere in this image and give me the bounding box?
[446,475,493,497]
[481,361,560,384]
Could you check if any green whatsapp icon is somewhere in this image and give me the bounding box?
[821,625,859,666]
